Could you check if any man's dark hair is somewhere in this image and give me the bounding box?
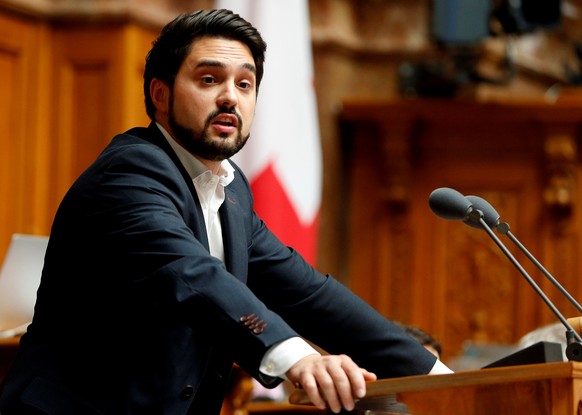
[143,8,267,121]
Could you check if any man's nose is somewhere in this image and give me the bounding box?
[217,83,238,108]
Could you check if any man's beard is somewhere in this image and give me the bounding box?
[168,98,249,162]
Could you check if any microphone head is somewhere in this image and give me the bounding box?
[464,195,501,229]
[428,187,473,221]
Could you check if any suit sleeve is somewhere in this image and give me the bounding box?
[227,164,438,379]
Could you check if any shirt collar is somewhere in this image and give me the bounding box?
[156,122,235,184]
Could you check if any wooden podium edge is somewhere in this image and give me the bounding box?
[289,361,582,405]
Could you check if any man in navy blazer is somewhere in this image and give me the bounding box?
[0,9,451,415]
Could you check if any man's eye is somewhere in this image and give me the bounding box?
[239,81,252,89]
[201,76,215,84]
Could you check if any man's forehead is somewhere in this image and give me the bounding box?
[188,37,254,68]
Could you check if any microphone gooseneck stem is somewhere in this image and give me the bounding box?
[496,222,582,314]
[469,210,582,343]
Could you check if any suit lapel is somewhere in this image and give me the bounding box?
[135,123,210,250]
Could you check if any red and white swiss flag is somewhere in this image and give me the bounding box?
[215,0,322,266]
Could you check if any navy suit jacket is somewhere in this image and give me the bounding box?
[0,123,436,414]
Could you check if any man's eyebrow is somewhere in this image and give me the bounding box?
[195,60,256,74]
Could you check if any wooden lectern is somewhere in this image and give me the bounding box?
[289,362,582,414]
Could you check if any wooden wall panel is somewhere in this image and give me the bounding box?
[0,13,51,262]
[340,99,582,360]
[120,25,158,131]
[0,9,159,264]
[50,24,156,213]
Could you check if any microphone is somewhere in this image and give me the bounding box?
[428,187,582,361]
[462,194,582,360]
[464,195,500,229]
[428,187,473,221]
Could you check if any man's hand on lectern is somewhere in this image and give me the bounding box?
[285,354,377,413]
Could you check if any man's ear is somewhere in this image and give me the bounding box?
[150,78,170,114]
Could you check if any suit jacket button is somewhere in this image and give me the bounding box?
[180,385,194,399]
